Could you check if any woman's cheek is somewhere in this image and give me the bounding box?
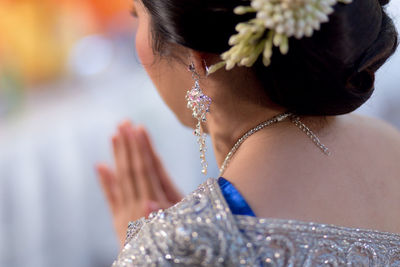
[135,23,154,67]
[133,18,196,128]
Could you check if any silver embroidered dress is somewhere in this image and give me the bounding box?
[112,178,400,266]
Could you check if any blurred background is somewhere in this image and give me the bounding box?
[0,0,399,266]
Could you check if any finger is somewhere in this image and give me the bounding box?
[113,128,135,202]
[128,125,165,202]
[119,121,141,198]
[144,200,160,218]
[135,126,168,203]
[141,127,183,203]
[126,125,152,201]
[96,164,120,214]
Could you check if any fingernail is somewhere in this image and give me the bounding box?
[95,164,104,175]
[112,135,118,144]
[136,125,145,135]
[123,120,132,128]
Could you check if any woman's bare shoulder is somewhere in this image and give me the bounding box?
[337,113,400,179]
[342,113,400,148]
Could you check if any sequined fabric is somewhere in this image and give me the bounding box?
[112,178,400,266]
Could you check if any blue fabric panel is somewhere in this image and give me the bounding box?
[217,177,256,217]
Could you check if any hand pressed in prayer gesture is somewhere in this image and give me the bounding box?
[96,121,183,247]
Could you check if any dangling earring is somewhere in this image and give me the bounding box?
[186,62,212,175]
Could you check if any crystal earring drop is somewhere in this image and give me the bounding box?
[186,62,212,175]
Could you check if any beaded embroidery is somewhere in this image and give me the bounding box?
[113,178,400,266]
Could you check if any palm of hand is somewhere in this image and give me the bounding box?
[96,121,183,247]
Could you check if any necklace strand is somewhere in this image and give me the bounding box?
[290,116,331,156]
[218,112,331,177]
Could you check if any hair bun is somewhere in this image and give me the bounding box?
[379,0,390,6]
[346,70,375,95]
[140,0,398,116]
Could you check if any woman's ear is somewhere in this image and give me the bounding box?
[189,50,212,77]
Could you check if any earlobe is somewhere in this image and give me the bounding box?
[189,50,209,77]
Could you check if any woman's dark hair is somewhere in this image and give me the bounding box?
[140,0,398,115]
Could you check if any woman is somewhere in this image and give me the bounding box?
[97,0,400,265]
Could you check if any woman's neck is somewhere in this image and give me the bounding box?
[207,105,287,169]
[202,67,332,174]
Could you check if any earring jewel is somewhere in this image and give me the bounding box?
[186,63,212,175]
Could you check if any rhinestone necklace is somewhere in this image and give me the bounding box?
[218,112,331,177]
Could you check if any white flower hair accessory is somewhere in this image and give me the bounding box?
[208,0,353,74]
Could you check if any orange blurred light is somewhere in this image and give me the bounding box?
[0,0,134,86]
